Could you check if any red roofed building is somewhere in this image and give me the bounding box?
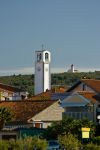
[61,79,100,124]
[0,100,64,129]
[0,83,28,101]
[67,79,100,94]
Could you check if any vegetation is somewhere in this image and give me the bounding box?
[0,74,34,96]
[0,71,100,96]
[0,117,98,149]
[58,135,100,150]
[0,135,100,150]
[92,136,100,145]
[0,136,48,150]
[0,107,12,130]
[83,143,100,150]
[0,140,8,150]
[44,117,95,140]
[44,117,100,149]
[58,133,81,150]
[51,71,100,87]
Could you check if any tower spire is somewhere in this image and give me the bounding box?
[42,44,44,50]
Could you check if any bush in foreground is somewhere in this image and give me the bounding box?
[58,132,81,150]
[0,136,48,150]
[92,136,100,145]
[83,143,100,150]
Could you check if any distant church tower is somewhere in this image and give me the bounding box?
[34,50,51,95]
[71,64,74,73]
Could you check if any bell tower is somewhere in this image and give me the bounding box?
[34,50,51,95]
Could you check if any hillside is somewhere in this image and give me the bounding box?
[0,71,100,96]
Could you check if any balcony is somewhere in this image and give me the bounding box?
[63,112,93,120]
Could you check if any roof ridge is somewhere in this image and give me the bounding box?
[81,79,100,81]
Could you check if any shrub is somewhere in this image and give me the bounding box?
[58,133,81,150]
[0,136,48,150]
[8,139,22,150]
[83,143,100,150]
[92,136,100,145]
[0,140,8,150]
[30,136,48,150]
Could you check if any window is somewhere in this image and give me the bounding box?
[34,123,43,128]
[37,53,42,62]
[45,53,48,61]
[83,84,86,91]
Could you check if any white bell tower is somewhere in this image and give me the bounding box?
[34,50,51,95]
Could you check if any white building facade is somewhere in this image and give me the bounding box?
[34,50,51,95]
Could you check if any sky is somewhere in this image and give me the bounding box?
[0,0,100,75]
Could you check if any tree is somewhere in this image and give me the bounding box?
[0,136,48,150]
[58,133,81,150]
[44,117,95,140]
[0,107,12,130]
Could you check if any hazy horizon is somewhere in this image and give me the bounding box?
[0,66,99,76]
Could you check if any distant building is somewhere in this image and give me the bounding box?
[0,83,28,101]
[67,64,78,73]
[34,50,51,95]
[71,64,74,72]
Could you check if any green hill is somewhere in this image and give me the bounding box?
[0,71,100,96]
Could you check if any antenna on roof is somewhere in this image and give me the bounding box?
[42,44,44,50]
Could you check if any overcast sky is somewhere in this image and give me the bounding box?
[0,0,100,75]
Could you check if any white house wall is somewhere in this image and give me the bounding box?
[0,90,25,101]
[30,102,64,128]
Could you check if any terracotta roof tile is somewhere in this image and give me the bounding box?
[0,100,57,122]
[81,79,100,93]
[30,88,67,100]
[78,92,100,104]
[67,79,100,93]
[0,83,21,92]
[30,91,51,100]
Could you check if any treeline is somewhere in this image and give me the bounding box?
[0,74,34,96]
[51,71,100,86]
[0,71,100,96]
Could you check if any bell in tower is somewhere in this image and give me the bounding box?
[34,50,51,95]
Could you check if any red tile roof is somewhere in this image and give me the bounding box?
[30,88,67,100]
[78,92,100,104]
[67,79,100,93]
[52,86,68,93]
[82,79,100,93]
[30,91,51,100]
[0,100,57,122]
[0,83,21,92]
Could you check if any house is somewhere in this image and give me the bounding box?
[0,83,28,101]
[67,79,100,94]
[0,100,64,129]
[30,86,68,101]
[61,79,100,124]
[61,92,99,122]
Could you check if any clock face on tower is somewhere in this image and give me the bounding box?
[45,68,48,71]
